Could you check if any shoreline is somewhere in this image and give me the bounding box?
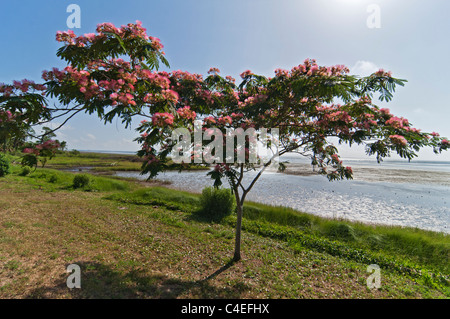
[279,163,450,187]
[73,150,450,186]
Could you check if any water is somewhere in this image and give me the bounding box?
[115,168,450,234]
[80,149,450,172]
[279,153,450,173]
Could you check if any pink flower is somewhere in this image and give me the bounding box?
[176,106,196,121]
[386,116,407,129]
[207,67,220,74]
[84,33,96,42]
[217,116,232,125]
[226,76,235,83]
[431,132,440,137]
[374,69,392,77]
[240,70,253,79]
[152,113,174,127]
[203,116,216,125]
[274,68,289,77]
[442,139,449,145]
[307,65,319,76]
[389,135,408,146]
[162,89,179,104]
[331,154,342,164]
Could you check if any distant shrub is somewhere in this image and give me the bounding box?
[19,166,32,176]
[0,153,10,177]
[73,174,91,189]
[48,174,58,183]
[199,186,236,221]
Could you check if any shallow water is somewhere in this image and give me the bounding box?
[115,168,450,234]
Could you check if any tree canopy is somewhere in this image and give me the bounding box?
[1,21,448,261]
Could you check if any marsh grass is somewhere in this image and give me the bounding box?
[114,186,449,278]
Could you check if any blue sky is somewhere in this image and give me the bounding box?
[1,0,449,161]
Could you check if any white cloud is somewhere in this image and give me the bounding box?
[350,60,380,76]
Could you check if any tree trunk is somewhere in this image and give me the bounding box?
[233,203,244,262]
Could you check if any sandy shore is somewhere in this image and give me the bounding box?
[280,163,450,187]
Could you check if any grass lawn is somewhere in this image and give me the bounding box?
[0,153,449,299]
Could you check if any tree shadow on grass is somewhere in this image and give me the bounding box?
[25,260,246,299]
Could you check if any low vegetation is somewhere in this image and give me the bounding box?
[0,153,448,298]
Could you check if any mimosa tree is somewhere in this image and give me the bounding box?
[1,21,448,261]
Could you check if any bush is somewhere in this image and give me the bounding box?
[0,153,10,177]
[48,174,58,183]
[19,166,32,176]
[21,154,38,169]
[199,186,236,221]
[73,174,91,189]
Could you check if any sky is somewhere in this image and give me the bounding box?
[1,0,450,161]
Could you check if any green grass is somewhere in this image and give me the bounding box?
[105,187,201,219]
[1,154,449,298]
[7,164,132,193]
[240,202,449,274]
[108,186,449,290]
[15,151,210,172]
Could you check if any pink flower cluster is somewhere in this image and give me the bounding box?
[43,58,178,107]
[176,106,196,121]
[152,112,174,127]
[288,59,349,78]
[162,89,179,104]
[240,70,253,78]
[207,67,220,74]
[203,116,216,125]
[23,140,61,155]
[385,116,409,129]
[226,76,236,83]
[242,94,268,107]
[55,30,77,44]
[171,70,203,83]
[389,135,408,146]
[330,154,342,164]
[374,69,392,77]
[0,80,46,97]
[56,21,156,50]
[431,132,440,137]
[274,68,289,77]
[217,116,232,125]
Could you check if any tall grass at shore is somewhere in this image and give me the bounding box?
[108,186,449,280]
